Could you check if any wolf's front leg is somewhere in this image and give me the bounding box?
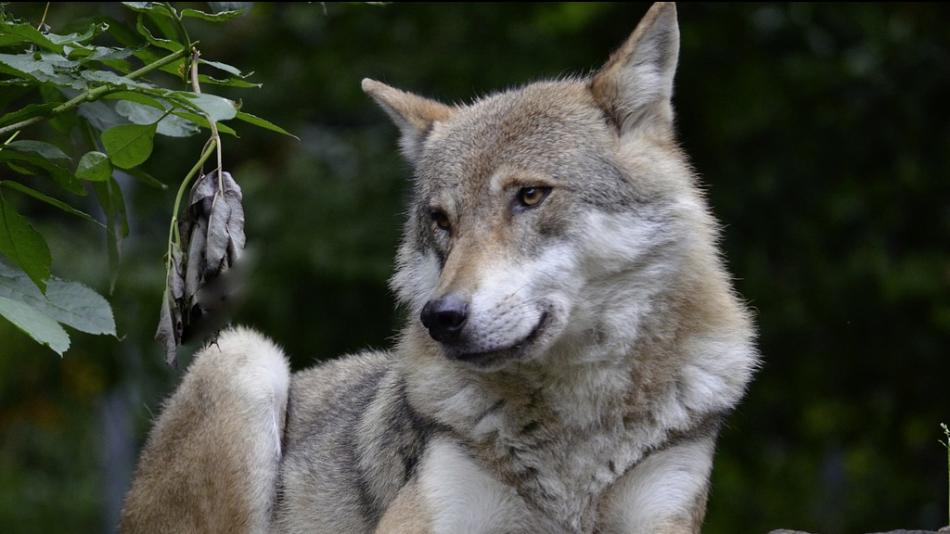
[597,435,716,534]
[119,327,290,534]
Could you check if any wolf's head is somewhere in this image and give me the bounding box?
[365,3,719,370]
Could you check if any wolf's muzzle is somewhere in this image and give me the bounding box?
[420,293,469,343]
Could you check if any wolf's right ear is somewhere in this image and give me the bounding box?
[590,2,679,140]
[362,78,454,163]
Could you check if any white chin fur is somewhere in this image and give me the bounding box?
[462,244,578,355]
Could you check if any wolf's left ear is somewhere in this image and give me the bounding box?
[591,2,679,140]
[362,78,454,163]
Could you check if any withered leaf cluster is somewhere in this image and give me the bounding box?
[156,171,246,366]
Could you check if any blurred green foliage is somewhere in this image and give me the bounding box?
[0,3,948,532]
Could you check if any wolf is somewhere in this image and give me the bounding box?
[119,3,758,533]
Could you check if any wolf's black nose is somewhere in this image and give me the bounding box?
[420,294,469,342]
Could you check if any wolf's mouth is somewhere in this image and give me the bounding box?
[448,310,550,367]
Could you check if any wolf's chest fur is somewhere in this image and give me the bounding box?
[275,351,659,533]
[467,380,654,531]
[399,301,746,532]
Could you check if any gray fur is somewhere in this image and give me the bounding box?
[121,4,758,533]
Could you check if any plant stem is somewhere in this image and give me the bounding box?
[163,139,217,286]
[162,2,192,50]
[37,2,50,29]
[126,46,192,80]
[160,46,220,340]
[0,47,191,137]
[189,48,222,188]
[0,130,20,150]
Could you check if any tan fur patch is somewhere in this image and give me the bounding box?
[374,479,432,534]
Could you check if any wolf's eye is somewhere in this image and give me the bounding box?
[517,187,552,208]
[430,209,451,232]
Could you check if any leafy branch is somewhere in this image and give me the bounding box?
[0,2,293,357]
[0,47,190,137]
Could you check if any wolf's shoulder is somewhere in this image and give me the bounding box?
[277,350,440,532]
[287,349,396,426]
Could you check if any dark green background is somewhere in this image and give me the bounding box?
[1,3,948,532]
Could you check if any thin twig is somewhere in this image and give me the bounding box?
[161,47,223,299]
[37,2,50,30]
[0,131,21,151]
[189,48,222,188]
[162,2,192,50]
[163,139,217,286]
[0,47,191,137]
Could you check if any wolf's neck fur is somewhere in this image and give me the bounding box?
[400,245,756,531]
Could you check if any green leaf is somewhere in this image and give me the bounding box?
[0,79,39,88]
[77,100,126,132]
[0,141,83,195]
[122,2,178,18]
[123,167,167,190]
[39,84,77,134]
[5,162,35,176]
[235,111,298,138]
[46,22,110,47]
[0,85,32,113]
[114,100,199,138]
[76,151,113,182]
[135,14,183,52]
[0,261,117,337]
[0,295,70,355]
[0,53,86,91]
[94,179,127,293]
[0,190,51,293]
[101,122,157,169]
[208,2,253,12]
[0,52,56,78]
[155,113,200,137]
[172,92,238,121]
[0,22,63,52]
[146,11,183,43]
[0,52,84,90]
[0,181,103,227]
[5,140,70,162]
[169,110,237,136]
[180,8,247,22]
[0,102,57,128]
[80,69,157,90]
[197,74,261,89]
[116,99,163,123]
[128,48,188,79]
[62,46,100,60]
[68,45,134,66]
[199,59,249,78]
[102,15,146,49]
[103,90,166,110]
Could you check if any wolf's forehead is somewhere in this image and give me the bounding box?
[416,83,613,188]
